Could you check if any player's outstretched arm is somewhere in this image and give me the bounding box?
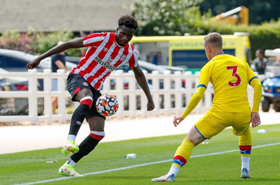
[249,78,262,127]
[26,38,84,69]
[174,87,206,127]
[132,65,155,111]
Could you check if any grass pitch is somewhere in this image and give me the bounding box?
[1,124,280,185]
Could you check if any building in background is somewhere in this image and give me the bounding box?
[0,0,134,34]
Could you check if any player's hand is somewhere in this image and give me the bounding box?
[147,101,155,111]
[251,112,261,128]
[173,115,184,127]
[26,58,41,69]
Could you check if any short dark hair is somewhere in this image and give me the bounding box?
[204,32,223,49]
[256,49,264,54]
[118,15,138,30]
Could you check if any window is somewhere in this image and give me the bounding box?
[2,56,29,72]
[172,49,235,68]
[0,56,7,68]
[116,64,131,73]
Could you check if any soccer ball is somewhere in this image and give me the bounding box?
[96,94,119,117]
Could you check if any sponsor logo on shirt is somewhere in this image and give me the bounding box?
[95,56,116,72]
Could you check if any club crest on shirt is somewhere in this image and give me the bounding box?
[103,47,108,52]
[120,55,126,61]
[83,82,88,86]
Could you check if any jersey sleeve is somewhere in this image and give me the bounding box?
[82,32,107,47]
[128,44,138,68]
[197,61,211,88]
[181,87,206,118]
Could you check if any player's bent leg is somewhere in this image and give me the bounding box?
[187,125,207,146]
[152,126,204,182]
[67,88,93,142]
[61,94,93,155]
[70,132,105,162]
[239,127,252,178]
[69,116,105,162]
[59,132,105,177]
[65,74,94,151]
[69,95,93,135]
[59,116,105,177]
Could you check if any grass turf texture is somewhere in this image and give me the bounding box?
[1,124,280,185]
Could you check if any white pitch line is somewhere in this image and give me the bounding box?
[14,142,280,185]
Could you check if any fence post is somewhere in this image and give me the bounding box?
[115,70,124,119]
[57,69,66,123]
[163,70,171,115]
[194,72,202,109]
[141,70,149,118]
[184,71,192,108]
[28,69,38,125]
[151,71,160,116]
[174,71,182,111]
[102,75,110,92]
[43,69,52,124]
[128,71,136,118]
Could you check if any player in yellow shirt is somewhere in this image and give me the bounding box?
[152,32,262,182]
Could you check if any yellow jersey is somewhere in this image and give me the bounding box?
[198,53,257,113]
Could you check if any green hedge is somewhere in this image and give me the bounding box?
[188,19,280,61]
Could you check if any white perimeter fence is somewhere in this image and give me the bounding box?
[0,69,254,124]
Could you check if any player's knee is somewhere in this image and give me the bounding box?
[187,135,205,146]
[88,116,105,130]
[80,96,93,108]
[189,139,199,146]
[75,88,93,101]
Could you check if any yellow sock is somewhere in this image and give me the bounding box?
[168,138,194,176]
[239,128,252,170]
[239,128,252,157]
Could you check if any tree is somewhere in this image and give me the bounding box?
[0,29,84,57]
[133,0,207,36]
[0,30,36,53]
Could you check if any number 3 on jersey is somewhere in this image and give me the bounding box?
[227,66,241,87]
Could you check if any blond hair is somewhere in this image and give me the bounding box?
[204,32,223,49]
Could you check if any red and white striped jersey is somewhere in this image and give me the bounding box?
[72,32,138,90]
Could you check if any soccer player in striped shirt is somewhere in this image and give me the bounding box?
[27,15,155,177]
[152,32,262,182]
